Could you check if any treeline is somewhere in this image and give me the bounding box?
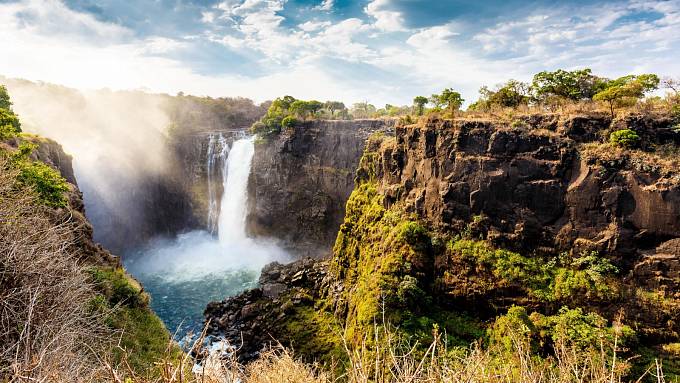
[164,92,267,136]
[251,69,679,138]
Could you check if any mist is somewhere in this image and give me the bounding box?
[2,77,173,249]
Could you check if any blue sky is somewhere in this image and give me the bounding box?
[1,0,679,105]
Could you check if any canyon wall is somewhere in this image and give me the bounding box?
[206,112,680,371]
[246,119,397,256]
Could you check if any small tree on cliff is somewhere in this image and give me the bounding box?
[324,101,346,118]
[430,88,464,114]
[532,68,607,103]
[593,74,659,117]
[413,96,428,116]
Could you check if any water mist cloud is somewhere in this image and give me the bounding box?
[1,77,173,250]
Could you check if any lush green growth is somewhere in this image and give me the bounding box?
[0,85,21,140]
[412,96,428,116]
[449,239,619,302]
[469,80,530,111]
[594,74,660,116]
[610,129,641,148]
[250,95,349,137]
[89,267,181,377]
[489,305,634,354]
[429,88,464,113]
[2,142,69,207]
[531,68,608,102]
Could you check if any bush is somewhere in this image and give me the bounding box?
[610,129,640,148]
[0,108,21,140]
[281,115,298,129]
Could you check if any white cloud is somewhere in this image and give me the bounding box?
[364,0,405,32]
[314,0,334,11]
[298,20,332,32]
[201,11,216,23]
[406,25,459,48]
[1,0,680,109]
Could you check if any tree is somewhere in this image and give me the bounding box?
[0,85,12,111]
[593,74,660,117]
[469,80,529,111]
[324,101,346,117]
[663,77,679,94]
[431,88,464,114]
[413,96,428,116]
[532,69,607,102]
[350,102,376,119]
[0,108,21,140]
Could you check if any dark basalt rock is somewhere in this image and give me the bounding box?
[246,119,397,257]
[206,112,680,363]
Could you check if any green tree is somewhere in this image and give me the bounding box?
[532,69,607,102]
[0,85,13,110]
[350,102,377,119]
[431,88,464,114]
[324,101,346,118]
[593,74,660,117]
[413,96,428,116]
[469,80,530,111]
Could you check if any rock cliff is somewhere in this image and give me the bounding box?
[206,112,680,373]
[246,119,397,256]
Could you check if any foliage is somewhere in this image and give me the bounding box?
[412,96,428,116]
[609,129,641,148]
[470,80,530,111]
[4,142,70,207]
[349,102,377,119]
[0,85,22,140]
[531,68,608,101]
[430,88,464,113]
[281,115,298,129]
[448,239,619,302]
[594,74,660,116]
[89,267,181,377]
[0,85,12,110]
[251,96,350,137]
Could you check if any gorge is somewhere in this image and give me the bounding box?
[2,81,680,381]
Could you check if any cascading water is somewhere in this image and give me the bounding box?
[218,137,253,243]
[124,134,288,337]
[206,133,229,234]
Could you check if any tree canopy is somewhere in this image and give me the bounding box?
[531,69,608,102]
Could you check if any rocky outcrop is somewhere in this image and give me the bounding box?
[246,119,397,257]
[206,112,680,366]
[205,258,330,362]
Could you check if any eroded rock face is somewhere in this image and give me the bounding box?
[206,113,680,361]
[246,119,396,257]
[204,258,329,361]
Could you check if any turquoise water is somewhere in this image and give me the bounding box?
[127,268,258,337]
[123,230,288,339]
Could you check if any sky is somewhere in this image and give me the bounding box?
[1,0,680,106]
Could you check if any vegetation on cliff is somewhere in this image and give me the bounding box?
[0,87,179,381]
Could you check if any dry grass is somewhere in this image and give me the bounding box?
[108,315,670,383]
[0,156,112,382]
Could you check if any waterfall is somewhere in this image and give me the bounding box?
[217,137,254,243]
[206,134,229,234]
[124,133,287,337]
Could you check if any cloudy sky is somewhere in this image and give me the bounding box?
[1,0,679,105]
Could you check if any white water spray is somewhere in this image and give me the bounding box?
[127,134,288,281]
[206,134,229,234]
[217,137,254,243]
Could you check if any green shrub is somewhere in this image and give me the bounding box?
[281,115,298,129]
[610,129,640,148]
[15,161,69,208]
[0,108,21,140]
